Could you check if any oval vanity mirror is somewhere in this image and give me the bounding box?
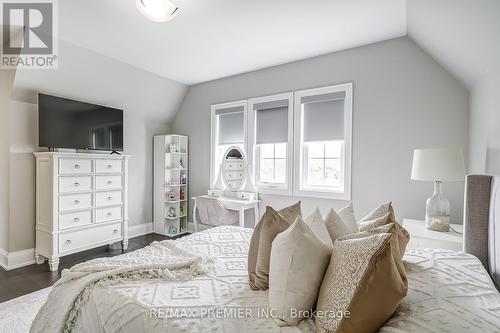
[221,146,247,191]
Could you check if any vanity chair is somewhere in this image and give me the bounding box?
[192,146,261,232]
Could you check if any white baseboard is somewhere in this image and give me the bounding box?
[0,248,35,271]
[0,248,8,269]
[0,224,154,271]
[128,222,153,238]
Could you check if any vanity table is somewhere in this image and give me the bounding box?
[192,195,261,231]
[192,146,260,232]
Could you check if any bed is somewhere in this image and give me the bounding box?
[31,175,500,332]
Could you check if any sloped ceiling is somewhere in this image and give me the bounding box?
[407,0,500,89]
[58,0,407,85]
[12,40,187,124]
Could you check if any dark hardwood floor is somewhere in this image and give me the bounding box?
[0,233,175,303]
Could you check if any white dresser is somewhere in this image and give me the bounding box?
[34,152,130,271]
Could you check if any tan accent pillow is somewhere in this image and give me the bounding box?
[341,223,410,259]
[316,232,407,333]
[254,207,292,290]
[278,201,302,223]
[269,216,331,326]
[305,207,332,246]
[248,202,301,290]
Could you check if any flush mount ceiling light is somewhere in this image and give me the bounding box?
[136,0,179,23]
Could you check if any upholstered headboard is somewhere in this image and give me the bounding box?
[464,175,500,287]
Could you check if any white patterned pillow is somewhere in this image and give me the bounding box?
[359,202,393,221]
[358,212,391,232]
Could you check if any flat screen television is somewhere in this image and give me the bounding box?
[38,93,123,151]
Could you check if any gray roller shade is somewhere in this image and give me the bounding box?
[302,94,345,142]
[255,103,288,144]
[218,111,244,144]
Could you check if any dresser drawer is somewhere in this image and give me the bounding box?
[59,176,92,193]
[96,206,122,223]
[59,158,92,174]
[95,175,122,190]
[225,171,244,179]
[95,191,122,207]
[59,210,92,230]
[59,193,92,211]
[59,223,122,253]
[96,159,122,173]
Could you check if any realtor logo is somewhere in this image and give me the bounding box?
[1,0,58,68]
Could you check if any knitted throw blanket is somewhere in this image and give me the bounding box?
[30,240,211,333]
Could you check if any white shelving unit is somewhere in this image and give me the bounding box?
[154,135,188,237]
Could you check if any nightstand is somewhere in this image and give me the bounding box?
[402,219,463,251]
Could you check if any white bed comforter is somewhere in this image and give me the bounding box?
[30,240,211,333]
[45,226,500,333]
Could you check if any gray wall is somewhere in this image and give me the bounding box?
[8,40,187,252]
[172,37,469,223]
[470,76,500,175]
[407,0,500,175]
[0,26,22,253]
[0,66,17,253]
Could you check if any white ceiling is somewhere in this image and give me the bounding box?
[59,0,407,85]
[407,0,500,89]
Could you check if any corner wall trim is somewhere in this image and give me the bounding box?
[128,222,153,238]
[0,248,35,271]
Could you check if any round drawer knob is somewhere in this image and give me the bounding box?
[107,181,113,185]
[74,164,80,169]
[65,240,72,245]
[107,164,112,168]
[73,217,80,222]
[107,212,112,217]
[74,200,80,204]
[107,196,113,200]
[74,182,80,187]
[113,229,119,234]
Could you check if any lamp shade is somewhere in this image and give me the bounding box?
[411,148,465,182]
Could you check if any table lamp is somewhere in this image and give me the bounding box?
[411,148,465,232]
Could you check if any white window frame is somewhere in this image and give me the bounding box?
[293,83,353,200]
[248,93,293,196]
[210,100,248,188]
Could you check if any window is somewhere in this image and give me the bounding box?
[210,101,247,187]
[210,83,352,199]
[304,141,343,188]
[294,83,352,199]
[258,143,287,184]
[248,93,293,195]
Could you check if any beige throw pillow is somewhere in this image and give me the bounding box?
[337,203,358,233]
[316,232,407,333]
[269,216,331,326]
[248,202,301,290]
[324,208,353,243]
[305,207,332,246]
